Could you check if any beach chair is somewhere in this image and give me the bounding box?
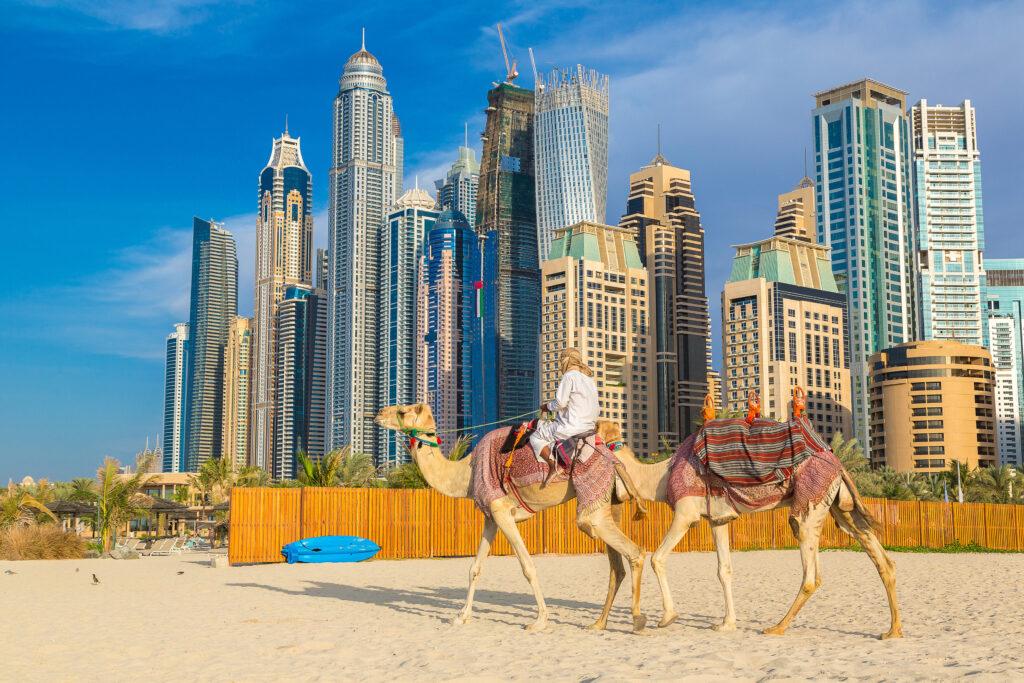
[167,538,187,555]
[147,539,173,556]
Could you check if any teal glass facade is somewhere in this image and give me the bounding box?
[984,259,1024,466]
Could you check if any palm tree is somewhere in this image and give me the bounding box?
[830,432,868,471]
[93,458,150,551]
[330,448,376,487]
[386,462,428,489]
[189,456,234,508]
[296,450,344,487]
[235,466,271,488]
[0,484,58,528]
[975,465,1018,504]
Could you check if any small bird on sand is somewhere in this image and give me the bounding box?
[4,569,16,575]
[92,573,100,585]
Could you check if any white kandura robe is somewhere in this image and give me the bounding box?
[529,369,601,462]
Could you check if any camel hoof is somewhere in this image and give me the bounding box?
[712,621,737,632]
[880,628,903,640]
[451,613,469,626]
[632,615,647,633]
[658,613,678,629]
[525,619,548,633]
[762,625,786,636]
[586,620,607,631]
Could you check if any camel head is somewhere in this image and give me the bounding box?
[596,419,622,445]
[375,403,437,434]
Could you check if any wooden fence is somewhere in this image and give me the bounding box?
[228,487,1024,565]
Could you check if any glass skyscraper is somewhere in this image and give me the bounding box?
[327,38,403,458]
[534,65,609,261]
[185,217,238,471]
[435,137,479,229]
[985,259,1024,466]
[475,82,539,428]
[417,208,483,455]
[378,187,438,468]
[251,129,313,473]
[812,79,916,452]
[162,322,189,473]
[911,100,985,347]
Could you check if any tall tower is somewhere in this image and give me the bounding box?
[251,129,313,472]
[378,186,438,468]
[534,65,609,261]
[812,79,916,453]
[417,208,483,456]
[435,134,480,228]
[540,221,656,455]
[476,81,539,427]
[620,152,709,441]
[984,259,1024,467]
[911,100,985,347]
[162,322,189,473]
[185,217,238,471]
[327,36,403,456]
[222,316,252,470]
[774,177,816,242]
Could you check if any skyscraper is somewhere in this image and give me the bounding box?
[619,152,709,442]
[222,316,252,470]
[774,177,816,242]
[984,259,1024,466]
[540,221,656,455]
[327,36,403,456]
[379,186,438,468]
[185,217,238,471]
[722,235,852,440]
[162,322,189,473]
[251,129,313,472]
[476,81,539,427]
[911,100,986,347]
[435,130,480,227]
[812,79,916,453]
[416,208,482,457]
[275,285,327,478]
[534,65,609,260]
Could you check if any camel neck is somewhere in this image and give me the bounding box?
[410,440,473,498]
[614,447,672,502]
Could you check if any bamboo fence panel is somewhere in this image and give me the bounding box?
[228,489,1024,565]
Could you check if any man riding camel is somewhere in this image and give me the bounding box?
[530,348,600,485]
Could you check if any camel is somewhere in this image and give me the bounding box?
[593,392,903,640]
[375,403,648,633]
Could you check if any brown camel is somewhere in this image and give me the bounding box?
[375,403,647,632]
[595,416,903,640]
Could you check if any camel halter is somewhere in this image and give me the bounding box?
[395,411,441,450]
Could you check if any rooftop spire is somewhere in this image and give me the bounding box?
[464,121,468,148]
[651,123,668,165]
[284,113,289,136]
[361,26,366,51]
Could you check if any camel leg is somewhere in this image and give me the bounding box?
[490,502,549,632]
[710,522,736,632]
[581,505,647,633]
[831,507,903,639]
[764,502,828,635]
[589,503,626,631]
[651,499,700,628]
[453,516,497,625]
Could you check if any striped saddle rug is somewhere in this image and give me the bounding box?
[694,416,831,487]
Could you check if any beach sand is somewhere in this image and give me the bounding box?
[3,549,1022,681]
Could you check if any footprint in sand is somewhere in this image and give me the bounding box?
[276,641,334,654]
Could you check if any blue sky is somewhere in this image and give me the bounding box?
[1,0,1022,481]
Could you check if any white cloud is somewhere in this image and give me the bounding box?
[20,0,226,32]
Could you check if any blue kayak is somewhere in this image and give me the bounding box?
[281,535,381,564]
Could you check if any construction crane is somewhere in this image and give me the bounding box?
[528,47,542,91]
[496,22,518,83]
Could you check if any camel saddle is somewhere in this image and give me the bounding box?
[694,416,830,487]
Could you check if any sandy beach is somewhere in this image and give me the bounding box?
[3,549,1022,681]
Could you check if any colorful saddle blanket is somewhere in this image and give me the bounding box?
[694,416,831,487]
[471,426,615,519]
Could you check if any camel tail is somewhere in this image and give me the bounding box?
[838,468,882,535]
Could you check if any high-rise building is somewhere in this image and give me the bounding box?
[619,152,709,443]
[476,81,539,427]
[722,236,852,440]
[435,131,479,227]
[185,218,238,471]
[774,177,816,242]
[911,100,986,347]
[984,259,1024,466]
[416,208,483,458]
[251,129,314,472]
[868,340,996,472]
[222,316,252,470]
[379,186,438,467]
[162,322,189,473]
[534,65,610,260]
[274,286,328,478]
[812,79,916,454]
[540,221,656,455]
[327,36,403,457]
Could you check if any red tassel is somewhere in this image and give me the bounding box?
[437,436,443,446]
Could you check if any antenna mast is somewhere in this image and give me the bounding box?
[496,23,518,83]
